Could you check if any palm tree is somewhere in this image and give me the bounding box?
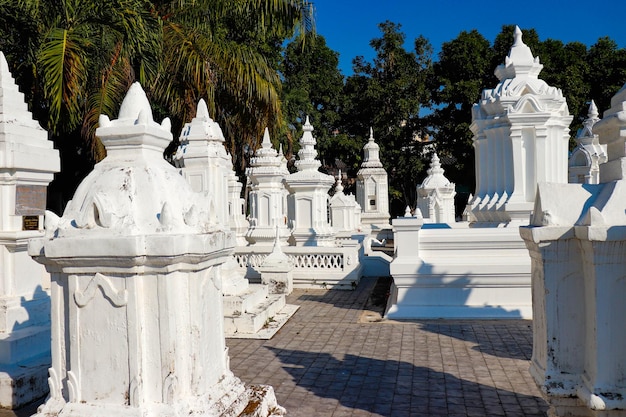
[0,0,313,164]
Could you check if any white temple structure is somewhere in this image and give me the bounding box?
[416,153,456,224]
[0,52,59,408]
[28,83,284,416]
[356,128,390,230]
[387,27,567,319]
[329,172,362,233]
[178,99,229,226]
[283,117,336,246]
[227,168,249,246]
[467,26,572,225]
[235,119,363,289]
[177,104,295,338]
[569,101,607,184]
[520,83,626,417]
[246,128,290,246]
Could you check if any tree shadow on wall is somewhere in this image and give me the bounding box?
[267,346,548,416]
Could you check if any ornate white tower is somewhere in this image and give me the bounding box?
[568,101,607,184]
[416,153,456,223]
[467,26,573,225]
[283,117,336,246]
[356,128,390,230]
[245,128,290,246]
[177,99,229,226]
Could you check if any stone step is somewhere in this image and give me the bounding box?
[223,284,269,316]
[0,325,50,364]
[224,294,286,336]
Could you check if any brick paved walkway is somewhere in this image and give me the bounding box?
[226,277,548,417]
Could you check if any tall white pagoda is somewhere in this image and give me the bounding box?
[356,128,390,230]
[283,117,336,246]
[245,128,290,246]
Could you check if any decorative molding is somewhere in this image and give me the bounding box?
[67,370,80,402]
[74,273,128,308]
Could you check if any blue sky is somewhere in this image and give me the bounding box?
[311,0,626,75]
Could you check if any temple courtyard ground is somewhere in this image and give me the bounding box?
[227,277,546,417]
[4,277,547,417]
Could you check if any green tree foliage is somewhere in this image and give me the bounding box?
[586,37,626,117]
[280,34,346,168]
[427,29,495,194]
[341,21,432,216]
[0,0,313,210]
[430,24,626,199]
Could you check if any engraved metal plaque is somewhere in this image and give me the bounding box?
[15,185,47,215]
[22,215,40,231]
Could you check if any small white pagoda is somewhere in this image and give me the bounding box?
[569,101,607,184]
[329,172,362,233]
[356,128,390,230]
[467,26,573,225]
[0,51,60,408]
[283,117,336,246]
[246,128,290,246]
[416,153,456,224]
[178,99,229,226]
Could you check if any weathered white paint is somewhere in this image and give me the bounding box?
[520,83,626,417]
[29,83,284,416]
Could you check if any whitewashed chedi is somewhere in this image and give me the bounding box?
[28,83,284,416]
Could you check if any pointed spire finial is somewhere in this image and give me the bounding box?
[513,26,523,46]
[588,100,599,120]
[369,127,374,141]
[262,127,272,148]
[196,99,210,120]
[117,82,154,124]
[0,52,9,76]
[335,170,344,193]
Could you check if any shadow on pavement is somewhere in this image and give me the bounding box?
[268,346,547,416]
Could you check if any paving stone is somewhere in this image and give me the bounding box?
[226,276,548,416]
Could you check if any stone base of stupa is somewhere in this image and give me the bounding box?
[0,354,49,409]
[387,224,532,319]
[34,373,285,417]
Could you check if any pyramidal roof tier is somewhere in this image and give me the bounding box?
[578,100,600,140]
[96,82,172,160]
[249,128,285,171]
[294,116,322,172]
[418,153,454,190]
[180,99,225,143]
[477,27,567,117]
[0,52,48,140]
[495,26,542,81]
[287,116,334,184]
[51,83,216,237]
[358,128,386,173]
